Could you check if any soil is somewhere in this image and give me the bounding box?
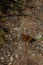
[0,0,43,65]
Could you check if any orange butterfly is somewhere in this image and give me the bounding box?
[21,34,36,43]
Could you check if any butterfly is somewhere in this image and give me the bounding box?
[21,34,36,43]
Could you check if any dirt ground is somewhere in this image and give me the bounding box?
[0,0,43,65]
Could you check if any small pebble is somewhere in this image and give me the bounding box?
[32,54,35,57]
[10,38,12,41]
[15,53,19,59]
[35,47,39,50]
[1,57,4,60]
[40,53,41,56]
[14,27,21,32]
[41,41,43,44]
[35,34,42,39]
[8,62,12,65]
[10,56,13,62]
[17,34,21,40]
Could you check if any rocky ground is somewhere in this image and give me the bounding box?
[0,0,43,65]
